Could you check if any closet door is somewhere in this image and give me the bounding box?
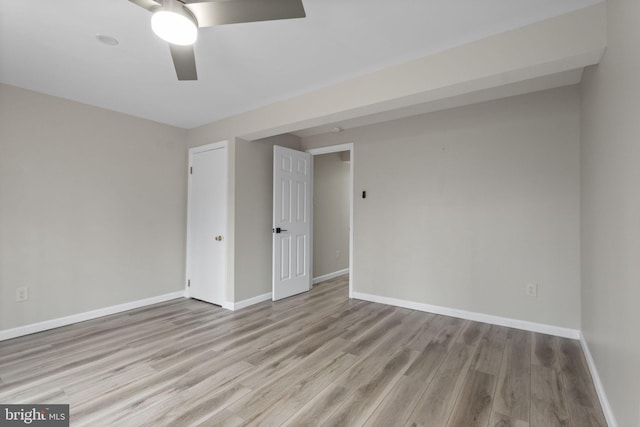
[187,142,227,306]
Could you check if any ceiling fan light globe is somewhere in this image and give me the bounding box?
[151,10,198,46]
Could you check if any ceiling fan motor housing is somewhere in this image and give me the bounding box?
[151,0,199,46]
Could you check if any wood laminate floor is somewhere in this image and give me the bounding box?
[0,276,607,426]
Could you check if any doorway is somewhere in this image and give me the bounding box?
[307,143,354,298]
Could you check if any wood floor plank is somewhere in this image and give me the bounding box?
[344,311,406,355]
[471,324,508,375]
[135,384,250,427]
[404,316,468,383]
[282,383,350,426]
[195,409,245,427]
[321,347,416,427]
[364,376,427,427]
[0,346,153,400]
[406,342,475,426]
[341,305,397,341]
[458,321,491,348]
[99,361,254,427]
[531,333,560,369]
[0,275,607,427]
[236,351,357,426]
[446,369,497,427]
[366,310,433,355]
[405,313,445,352]
[489,412,529,427]
[236,332,349,391]
[530,364,570,427]
[229,337,353,419]
[244,314,338,366]
[558,338,607,427]
[70,349,225,423]
[491,329,531,423]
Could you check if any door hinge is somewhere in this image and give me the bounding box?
[187,279,191,287]
[189,166,193,175]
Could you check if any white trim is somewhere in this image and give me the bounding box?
[307,143,353,155]
[186,140,229,306]
[313,268,349,285]
[0,291,185,341]
[579,332,618,427]
[226,292,273,311]
[221,301,235,311]
[351,291,580,339]
[189,141,229,154]
[307,143,354,299]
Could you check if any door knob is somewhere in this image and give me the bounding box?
[215,235,223,241]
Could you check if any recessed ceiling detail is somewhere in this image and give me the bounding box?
[95,34,119,46]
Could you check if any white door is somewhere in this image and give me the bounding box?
[272,145,312,300]
[187,144,227,306]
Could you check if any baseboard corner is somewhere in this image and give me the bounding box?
[579,332,619,427]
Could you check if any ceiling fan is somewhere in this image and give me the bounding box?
[129,0,306,80]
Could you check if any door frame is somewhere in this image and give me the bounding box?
[185,140,230,307]
[306,143,354,298]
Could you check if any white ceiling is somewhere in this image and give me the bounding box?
[0,0,600,130]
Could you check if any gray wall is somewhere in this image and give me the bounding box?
[0,84,188,330]
[313,152,350,278]
[234,134,301,301]
[303,86,581,329]
[581,0,640,424]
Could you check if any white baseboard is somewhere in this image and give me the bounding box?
[227,292,272,311]
[579,332,618,427]
[351,291,580,339]
[0,291,185,342]
[313,268,349,285]
[221,301,235,310]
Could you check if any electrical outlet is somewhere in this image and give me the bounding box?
[526,283,538,297]
[15,286,29,302]
[335,250,340,259]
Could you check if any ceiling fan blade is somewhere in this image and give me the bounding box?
[129,0,161,12]
[184,0,305,28]
[169,44,198,80]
